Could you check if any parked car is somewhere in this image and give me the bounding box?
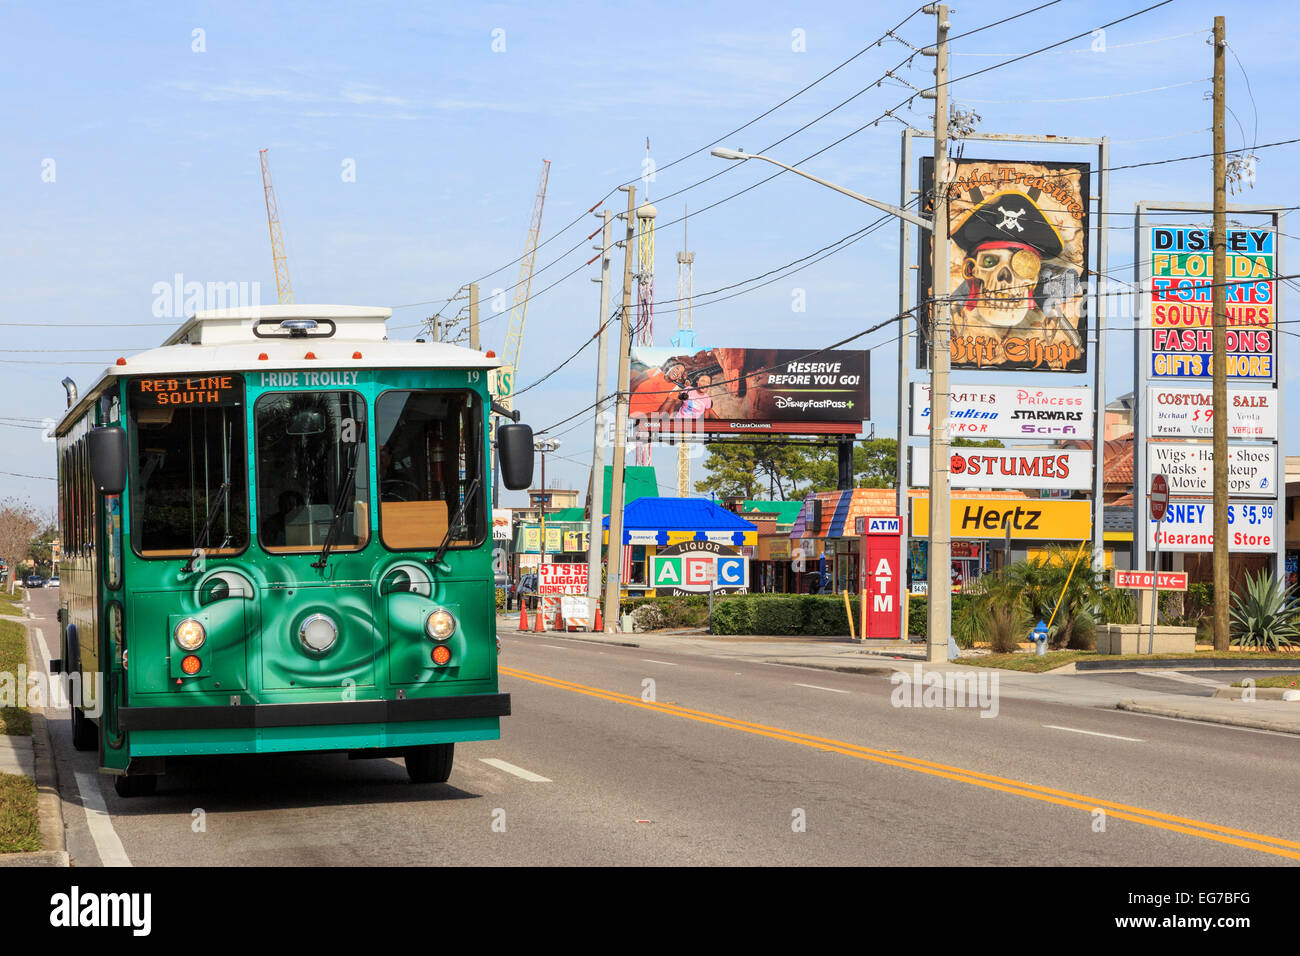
[23,575,44,589]
[47,575,60,588]
[519,573,539,610]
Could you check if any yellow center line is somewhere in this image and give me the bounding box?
[499,664,1300,861]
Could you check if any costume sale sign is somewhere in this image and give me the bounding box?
[910,447,1093,491]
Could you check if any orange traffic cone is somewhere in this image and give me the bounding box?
[533,605,546,632]
[518,602,529,631]
[593,604,603,632]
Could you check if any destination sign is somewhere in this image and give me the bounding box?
[133,375,241,407]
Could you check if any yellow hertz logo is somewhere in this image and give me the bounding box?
[499,665,1300,861]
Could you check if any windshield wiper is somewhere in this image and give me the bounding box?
[182,481,230,573]
[426,476,481,576]
[312,446,360,570]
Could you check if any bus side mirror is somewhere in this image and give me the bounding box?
[88,426,128,495]
[497,423,534,491]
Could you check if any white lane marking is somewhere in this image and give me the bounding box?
[73,772,132,867]
[794,682,850,695]
[1043,724,1144,742]
[32,626,51,674]
[478,758,552,783]
[640,659,678,666]
[538,644,568,650]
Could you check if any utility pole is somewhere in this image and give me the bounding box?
[469,283,480,351]
[924,4,952,663]
[587,210,613,627]
[603,185,637,633]
[1211,15,1229,650]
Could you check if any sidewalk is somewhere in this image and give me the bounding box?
[0,594,68,866]
[499,616,1300,734]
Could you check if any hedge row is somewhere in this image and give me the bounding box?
[907,594,978,639]
[710,594,861,636]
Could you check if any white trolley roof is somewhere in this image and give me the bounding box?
[57,305,500,434]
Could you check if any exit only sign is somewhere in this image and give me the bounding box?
[1112,570,1189,591]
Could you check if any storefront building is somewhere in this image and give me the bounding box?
[602,497,757,598]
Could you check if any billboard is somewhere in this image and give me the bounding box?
[919,157,1090,373]
[1147,500,1277,553]
[1146,385,1276,439]
[1147,444,1277,497]
[910,382,1092,439]
[629,346,868,435]
[492,509,513,541]
[1147,227,1275,380]
[911,447,1093,491]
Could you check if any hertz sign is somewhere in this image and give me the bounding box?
[911,497,1091,541]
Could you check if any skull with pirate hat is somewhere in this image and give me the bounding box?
[950,189,1071,338]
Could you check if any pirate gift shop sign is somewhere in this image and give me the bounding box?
[919,157,1091,373]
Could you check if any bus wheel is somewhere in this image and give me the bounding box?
[113,774,157,799]
[71,706,98,752]
[405,744,454,784]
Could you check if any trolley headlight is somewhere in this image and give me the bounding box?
[299,614,338,653]
[425,609,456,641]
[174,618,206,651]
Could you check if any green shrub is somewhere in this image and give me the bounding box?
[495,587,506,612]
[1230,570,1299,651]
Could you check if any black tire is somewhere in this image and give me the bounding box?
[113,773,157,799]
[405,743,454,783]
[71,704,98,752]
[67,628,99,752]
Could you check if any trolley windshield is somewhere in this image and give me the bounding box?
[127,375,249,557]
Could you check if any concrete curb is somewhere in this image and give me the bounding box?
[1117,699,1300,734]
[1078,657,1300,672]
[0,618,69,867]
[760,659,902,677]
[1211,686,1296,700]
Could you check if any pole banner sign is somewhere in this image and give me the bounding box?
[911,447,1093,491]
[1146,500,1277,552]
[918,156,1091,373]
[1147,443,1276,497]
[1113,570,1188,591]
[1146,385,1277,439]
[1148,226,1275,380]
[628,346,868,435]
[539,563,588,595]
[910,496,1091,540]
[910,382,1092,439]
[492,509,513,541]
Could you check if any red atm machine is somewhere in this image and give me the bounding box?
[857,516,903,640]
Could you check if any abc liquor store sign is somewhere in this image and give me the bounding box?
[650,541,748,596]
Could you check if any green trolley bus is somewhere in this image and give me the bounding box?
[51,305,534,797]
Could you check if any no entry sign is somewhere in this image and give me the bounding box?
[1149,473,1169,523]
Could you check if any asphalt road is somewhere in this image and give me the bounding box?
[22,589,1300,866]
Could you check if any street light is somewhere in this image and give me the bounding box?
[533,438,560,567]
[712,146,951,663]
[709,148,931,229]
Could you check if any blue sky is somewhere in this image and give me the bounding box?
[1,0,1295,510]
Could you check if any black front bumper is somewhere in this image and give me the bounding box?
[119,693,511,731]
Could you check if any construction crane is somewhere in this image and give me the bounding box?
[497,159,551,412]
[259,148,293,304]
[673,207,696,496]
[634,137,657,467]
